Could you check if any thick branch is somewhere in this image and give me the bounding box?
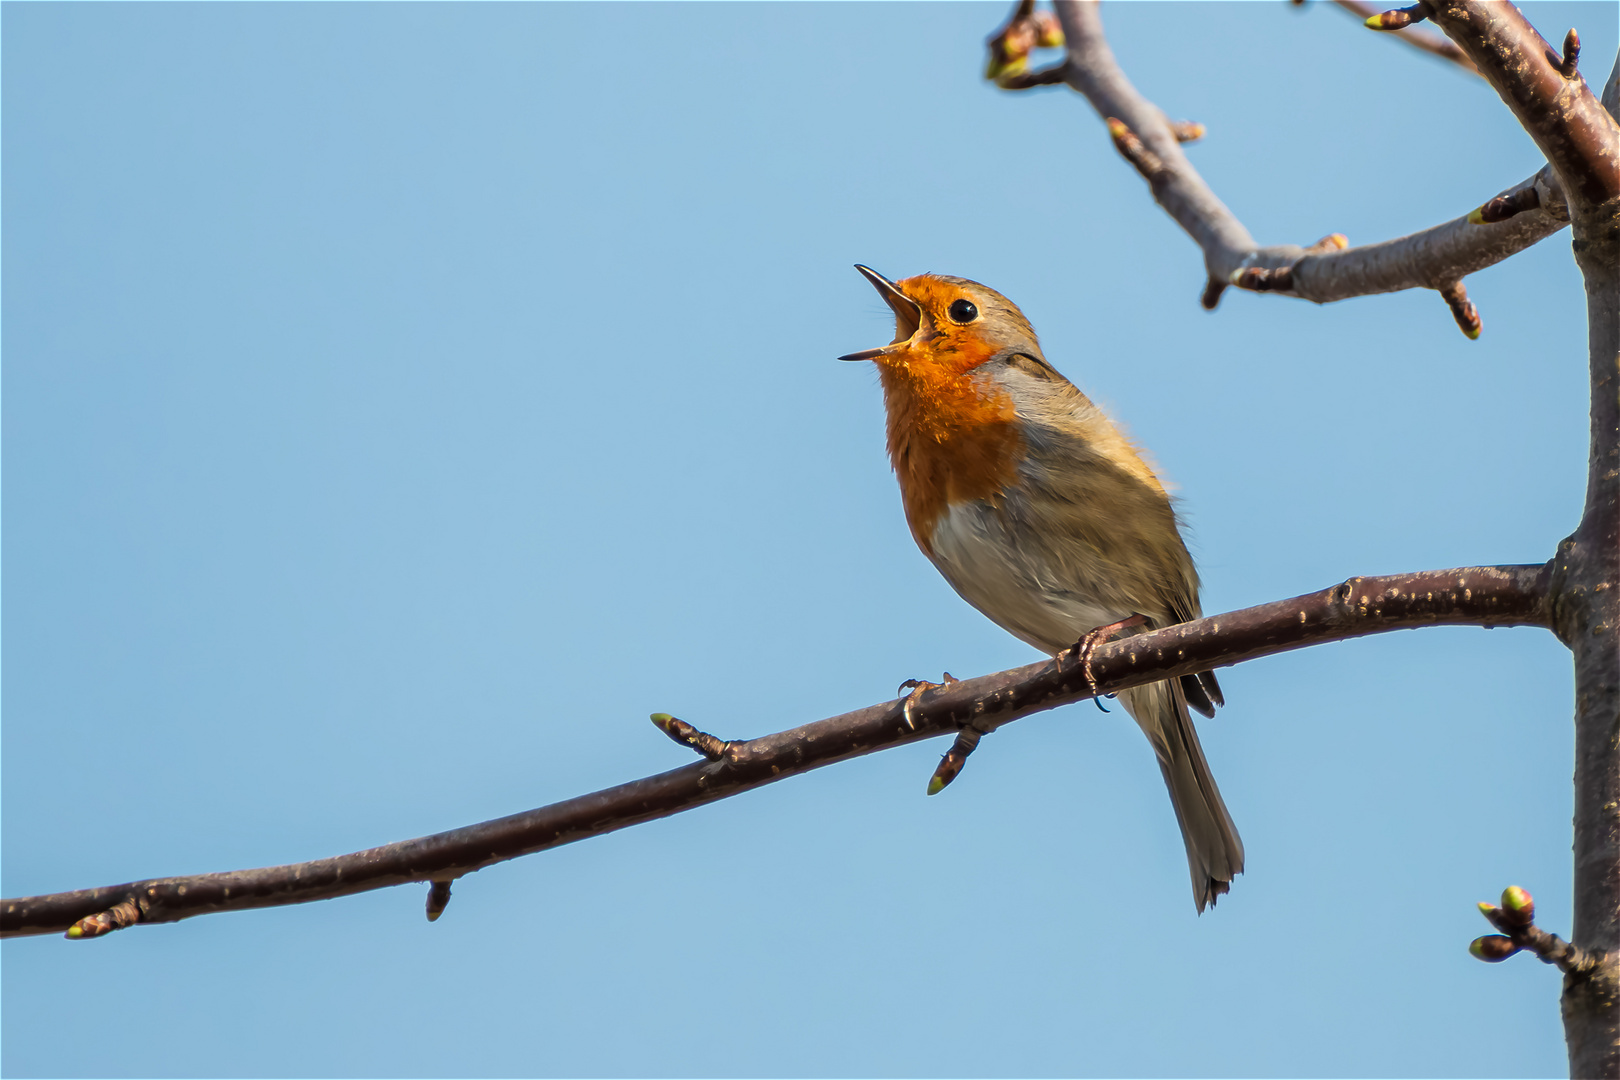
[1422,2,1620,209]
[1044,1,1570,318]
[1400,11,1620,1076]
[2,564,1551,940]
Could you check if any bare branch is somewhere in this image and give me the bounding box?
[1332,0,1481,75]
[3,564,1551,940]
[1041,1,1569,334]
[1406,10,1620,1074]
[1473,886,1607,979]
[1421,2,1620,209]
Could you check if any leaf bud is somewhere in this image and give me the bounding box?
[1469,935,1519,962]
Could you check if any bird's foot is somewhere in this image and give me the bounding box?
[1063,614,1149,706]
[897,672,958,731]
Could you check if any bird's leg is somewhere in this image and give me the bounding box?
[897,672,958,731]
[926,726,983,795]
[1063,614,1149,705]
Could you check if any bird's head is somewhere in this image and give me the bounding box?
[838,265,1044,378]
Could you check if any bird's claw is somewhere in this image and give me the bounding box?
[1063,614,1149,705]
[897,672,958,731]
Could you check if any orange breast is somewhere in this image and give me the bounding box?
[880,364,1024,555]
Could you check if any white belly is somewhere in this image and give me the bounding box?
[926,500,1127,656]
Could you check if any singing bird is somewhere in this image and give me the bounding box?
[839,265,1243,912]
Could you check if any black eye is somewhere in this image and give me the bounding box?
[948,299,978,323]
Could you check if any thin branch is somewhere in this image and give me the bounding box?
[3,564,1551,940]
[1330,0,1482,76]
[1023,1,1571,335]
[1473,886,1606,979]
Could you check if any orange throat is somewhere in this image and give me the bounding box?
[879,362,1024,555]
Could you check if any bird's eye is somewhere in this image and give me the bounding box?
[948,299,979,323]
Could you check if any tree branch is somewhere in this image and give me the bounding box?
[1419,2,1620,209]
[3,564,1551,940]
[1015,1,1573,333]
[1329,0,1481,76]
[1472,886,1606,979]
[1394,7,1620,1074]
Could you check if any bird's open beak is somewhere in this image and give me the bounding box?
[838,264,923,361]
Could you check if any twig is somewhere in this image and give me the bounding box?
[1014,1,1573,336]
[1331,0,1480,75]
[3,564,1551,939]
[1472,887,1605,978]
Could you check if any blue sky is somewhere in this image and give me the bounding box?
[4,3,1612,1076]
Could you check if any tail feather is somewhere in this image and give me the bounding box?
[1117,678,1244,912]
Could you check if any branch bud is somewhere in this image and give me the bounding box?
[1439,281,1481,340]
[1364,4,1429,31]
[1229,265,1295,293]
[425,879,453,922]
[1499,885,1534,926]
[66,899,141,940]
[1033,12,1064,48]
[985,2,1063,86]
[650,713,732,761]
[1468,185,1541,225]
[1104,118,1164,178]
[1560,29,1579,79]
[1470,935,1520,962]
[1170,120,1205,144]
[927,728,982,796]
[1303,233,1349,255]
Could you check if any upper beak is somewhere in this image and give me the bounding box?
[838,264,924,361]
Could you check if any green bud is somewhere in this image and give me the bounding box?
[1500,886,1534,925]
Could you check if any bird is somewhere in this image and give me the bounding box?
[838,264,1243,912]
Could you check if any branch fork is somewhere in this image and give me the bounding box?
[993,0,1583,338]
[1472,886,1605,979]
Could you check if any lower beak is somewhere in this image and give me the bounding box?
[839,264,922,361]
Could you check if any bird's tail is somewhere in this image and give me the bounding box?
[1117,678,1244,913]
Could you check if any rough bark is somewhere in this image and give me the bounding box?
[2,565,1551,939]
[1415,8,1620,1073]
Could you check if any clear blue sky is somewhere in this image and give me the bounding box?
[4,3,1611,1076]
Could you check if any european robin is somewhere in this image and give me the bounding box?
[840,265,1243,912]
